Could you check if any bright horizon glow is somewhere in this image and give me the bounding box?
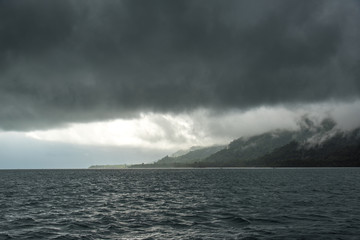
[26,113,208,150]
[24,101,360,150]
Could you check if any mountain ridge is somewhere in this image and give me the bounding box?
[130,117,360,168]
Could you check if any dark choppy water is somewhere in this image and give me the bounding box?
[0,168,360,239]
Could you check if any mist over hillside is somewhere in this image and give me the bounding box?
[131,116,360,168]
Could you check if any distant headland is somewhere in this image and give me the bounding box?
[90,118,360,169]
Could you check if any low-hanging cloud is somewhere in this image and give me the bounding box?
[26,101,360,150]
[1,0,360,131]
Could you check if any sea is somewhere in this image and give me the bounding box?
[0,168,359,239]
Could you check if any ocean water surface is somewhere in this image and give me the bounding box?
[0,168,359,239]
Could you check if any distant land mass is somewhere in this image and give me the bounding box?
[169,146,206,158]
[130,117,360,168]
[89,164,128,169]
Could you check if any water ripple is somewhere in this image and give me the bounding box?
[0,168,360,239]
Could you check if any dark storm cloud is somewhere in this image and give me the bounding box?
[0,0,360,130]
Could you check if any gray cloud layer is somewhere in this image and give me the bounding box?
[1,0,360,130]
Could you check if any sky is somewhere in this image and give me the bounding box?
[1,0,360,168]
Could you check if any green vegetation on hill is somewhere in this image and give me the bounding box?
[199,130,298,166]
[250,128,360,167]
[130,117,360,168]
